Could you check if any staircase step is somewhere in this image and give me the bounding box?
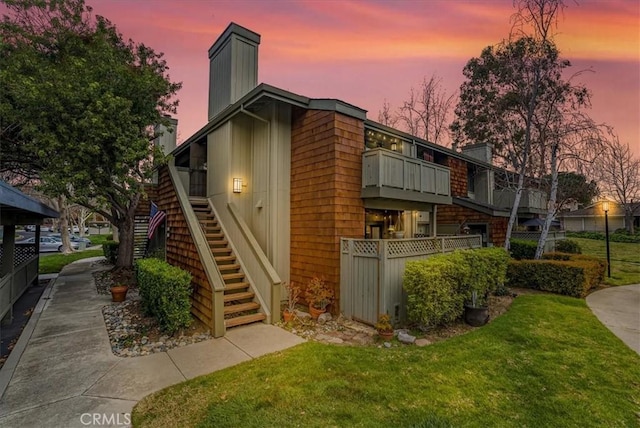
[205,233,224,239]
[224,302,260,315]
[218,263,241,272]
[224,281,250,291]
[223,291,255,303]
[225,312,266,328]
[193,207,210,213]
[211,247,232,254]
[208,239,229,247]
[215,255,237,263]
[222,272,245,282]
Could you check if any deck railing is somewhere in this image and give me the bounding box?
[0,250,38,322]
[340,235,482,325]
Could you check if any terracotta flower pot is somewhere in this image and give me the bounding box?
[378,331,394,341]
[110,285,129,303]
[309,305,326,320]
[283,310,295,323]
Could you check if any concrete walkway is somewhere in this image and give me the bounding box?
[0,258,305,428]
[587,284,640,355]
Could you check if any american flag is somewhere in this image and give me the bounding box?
[148,202,166,239]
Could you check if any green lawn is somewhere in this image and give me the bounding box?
[571,238,640,286]
[132,295,640,427]
[39,249,104,274]
[89,233,112,246]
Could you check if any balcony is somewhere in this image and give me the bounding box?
[361,148,451,205]
[493,188,548,213]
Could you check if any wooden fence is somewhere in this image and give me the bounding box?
[340,235,482,325]
[1,244,39,322]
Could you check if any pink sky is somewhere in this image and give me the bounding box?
[90,0,639,154]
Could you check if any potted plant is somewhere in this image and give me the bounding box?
[463,290,489,327]
[305,277,334,320]
[375,314,394,341]
[110,284,129,302]
[282,281,300,323]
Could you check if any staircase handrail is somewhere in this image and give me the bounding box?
[167,162,227,337]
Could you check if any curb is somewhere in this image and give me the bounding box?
[0,274,58,399]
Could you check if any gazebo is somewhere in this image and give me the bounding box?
[0,181,58,325]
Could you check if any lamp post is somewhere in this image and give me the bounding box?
[602,201,611,278]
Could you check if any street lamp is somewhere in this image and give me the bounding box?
[602,201,611,278]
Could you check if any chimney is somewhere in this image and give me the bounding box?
[154,116,178,155]
[208,23,261,120]
[461,142,493,164]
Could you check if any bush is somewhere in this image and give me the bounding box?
[566,230,640,243]
[135,258,193,334]
[102,241,119,264]
[566,231,604,240]
[611,232,640,243]
[403,248,510,327]
[508,254,604,298]
[106,233,114,241]
[509,239,537,260]
[555,239,582,254]
[404,253,468,328]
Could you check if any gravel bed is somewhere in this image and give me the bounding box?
[92,262,211,358]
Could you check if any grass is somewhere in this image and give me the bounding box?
[89,233,112,246]
[38,249,104,274]
[132,295,640,427]
[571,238,640,286]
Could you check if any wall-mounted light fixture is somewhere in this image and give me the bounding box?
[233,178,243,193]
[391,142,397,151]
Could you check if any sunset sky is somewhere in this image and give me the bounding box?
[90,0,639,153]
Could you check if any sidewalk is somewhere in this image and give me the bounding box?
[586,284,640,355]
[0,258,305,428]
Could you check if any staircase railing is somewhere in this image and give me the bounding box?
[168,162,227,337]
[208,197,282,323]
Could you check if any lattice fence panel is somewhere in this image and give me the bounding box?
[387,239,441,258]
[352,240,379,257]
[442,236,482,252]
[341,239,350,253]
[14,245,37,267]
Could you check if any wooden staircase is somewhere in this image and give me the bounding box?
[189,197,266,329]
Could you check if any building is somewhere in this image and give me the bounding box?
[561,202,640,232]
[152,23,547,335]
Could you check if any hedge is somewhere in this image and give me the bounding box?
[566,230,640,243]
[103,241,119,264]
[555,239,582,254]
[507,253,605,297]
[135,258,193,334]
[404,248,510,327]
[509,239,537,260]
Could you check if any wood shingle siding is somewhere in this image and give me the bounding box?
[290,109,365,311]
[436,204,508,247]
[157,166,213,329]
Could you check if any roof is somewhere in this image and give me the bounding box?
[453,197,510,217]
[561,202,640,218]
[0,181,59,224]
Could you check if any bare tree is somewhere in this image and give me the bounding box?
[377,99,397,127]
[395,74,455,146]
[592,136,640,234]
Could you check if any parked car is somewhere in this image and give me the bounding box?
[71,225,89,234]
[50,233,91,245]
[17,236,80,252]
[24,225,36,232]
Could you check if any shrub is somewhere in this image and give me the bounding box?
[509,239,537,260]
[566,231,604,240]
[404,252,469,327]
[106,233,114,241]
[135,258,193,334]
[611,232,640,243]
[458,247,511,305]
[507,255,604,298]
[403,248,510,326]
[555,239,582,254]
[102,241,119,264]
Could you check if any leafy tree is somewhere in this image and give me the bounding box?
[548,172,598,209]
[0,0,181,266]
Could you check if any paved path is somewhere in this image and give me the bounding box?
[587,284,640,355]
[0,258,305,428]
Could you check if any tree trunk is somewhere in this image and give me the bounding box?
[115,216,135,268]
[535,142,559,259]
[58,196,74,254]
[625,208,635,234]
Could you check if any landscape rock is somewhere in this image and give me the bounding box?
[415,338,431,347]
[398,331,416,344]
[317,312,332,324]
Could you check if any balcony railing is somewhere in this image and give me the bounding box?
[361,148,451,203]
[493,188,547,212]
